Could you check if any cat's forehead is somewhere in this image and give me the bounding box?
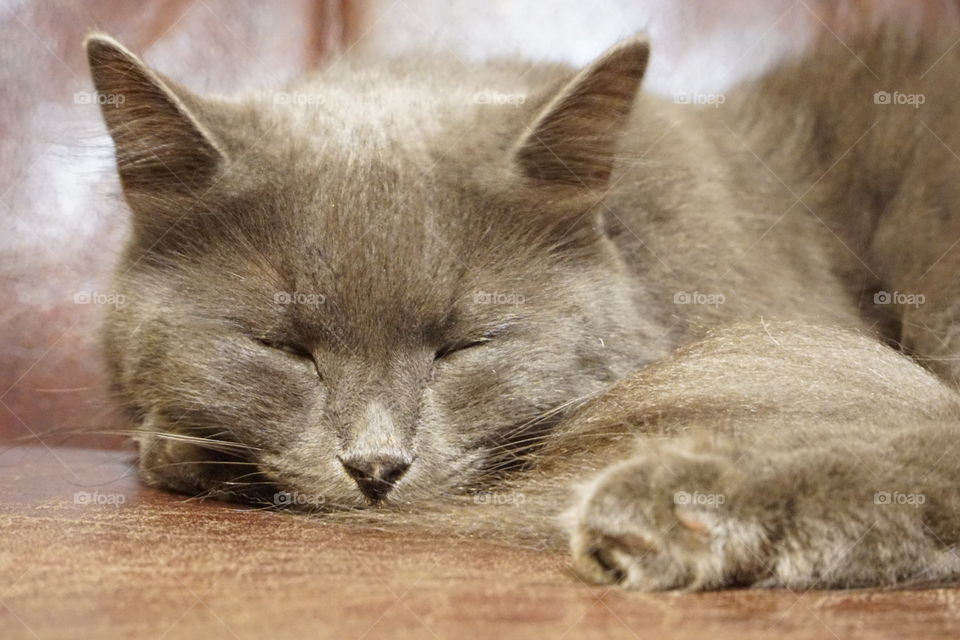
[247,162,477,310]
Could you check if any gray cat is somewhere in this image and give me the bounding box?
[86,27,960,591]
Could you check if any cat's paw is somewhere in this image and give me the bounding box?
[567,441,770,590]
[137,432,267,504]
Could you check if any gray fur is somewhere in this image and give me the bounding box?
[86,27,960,590]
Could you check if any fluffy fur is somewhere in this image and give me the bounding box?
[86,25,960,590]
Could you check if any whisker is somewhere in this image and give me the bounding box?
[144,431,262,453]
[146,460,262,470]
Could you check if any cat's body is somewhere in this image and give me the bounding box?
[86,26,960,590]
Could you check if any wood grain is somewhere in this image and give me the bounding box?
[2,446,959,639]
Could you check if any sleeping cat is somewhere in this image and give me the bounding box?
[85,27,960,591]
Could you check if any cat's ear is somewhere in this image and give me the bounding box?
[511,37,649,190]
[84,34,226,197]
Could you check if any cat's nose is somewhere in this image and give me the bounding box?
[339,454,411,502]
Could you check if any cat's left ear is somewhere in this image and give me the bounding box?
[84,34,227,200]
[511,37,650,190]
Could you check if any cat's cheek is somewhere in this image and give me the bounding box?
[411,387,480,493]
[416,386,442,435]
[422,362,509,446]
[414,385,464,453]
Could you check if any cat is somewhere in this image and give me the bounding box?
[85,25,960,591]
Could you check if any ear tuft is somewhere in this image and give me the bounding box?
[512,37,650,190]
[85,33,224,196]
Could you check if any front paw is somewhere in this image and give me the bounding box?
[567,441,770,590]
[137,432,267,503]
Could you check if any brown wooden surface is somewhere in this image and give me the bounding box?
[1,446,959,640]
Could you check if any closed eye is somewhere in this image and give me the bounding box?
[434,321,517,361]
[256,338,313,359]
[434,336,496,361]
[253,338,321,379]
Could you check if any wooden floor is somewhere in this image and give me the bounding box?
[0,447,958,639]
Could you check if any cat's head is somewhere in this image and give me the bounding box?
[87,34,659,508]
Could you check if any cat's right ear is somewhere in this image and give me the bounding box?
[84,34,226,199]
[511,37,650,191]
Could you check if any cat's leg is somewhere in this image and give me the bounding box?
[560,322,960,590]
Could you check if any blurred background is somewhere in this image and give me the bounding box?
[1,0,954,448]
